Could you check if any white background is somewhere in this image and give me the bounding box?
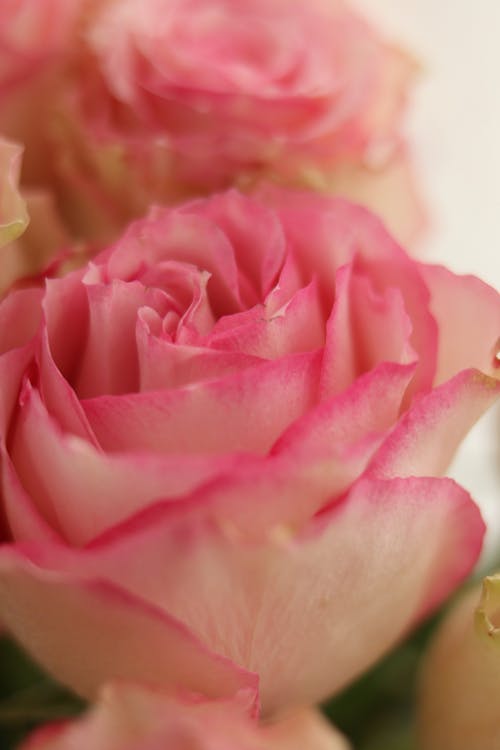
[356,0,500,565]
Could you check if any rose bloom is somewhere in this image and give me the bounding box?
[418,574,500,750]
[0,0,422,248]
[21,683,349,750]
[0,188,498,714]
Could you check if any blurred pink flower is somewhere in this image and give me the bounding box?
[0,0,422,246]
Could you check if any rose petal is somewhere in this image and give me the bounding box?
[261,189,437,394]
[0,287,43,354]
[417,264,500,384]
[13,475,483,714]
[82,351,322,455]
[9,381,262,544]
[369,369,500,481]
[320,263,415,397]
[0,548,257,701]
[274,361,416,462]
[207,279,325,358]
[137,325,264,391]
[190,190,287,305]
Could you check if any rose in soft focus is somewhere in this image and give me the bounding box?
[418,574,500,750]
[0,0,422,246]
[0,188,497,714]
[21,683,349,750]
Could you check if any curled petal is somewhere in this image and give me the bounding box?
[0,548,257,702]
[2,475,482,714]
[369,369,500,480]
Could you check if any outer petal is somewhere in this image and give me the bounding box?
[4,475,482,714]
[418,576,500,750]
[369,369,500,481]
[0,548,257,702]
[20,683,349,750]
[8,364,412,545]
[417,264,500,384]
[0,287,43,354]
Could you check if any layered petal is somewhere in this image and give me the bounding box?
[0,548,257,702]
[82,352,322,455]
[0,475,482,714]
[369,369,500,482]
[418,263,500,384]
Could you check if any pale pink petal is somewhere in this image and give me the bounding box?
[82,352,321,454]
[0,548,257,701]
[107,208,244,315]
[18,475,483,714]
[190,191,287,305]
[9,380,262,544]
[0,340,34,432]
[320,263,415,397]
[42,273,89,384]
[274,361,416,462]
[38,328,100,445]
[260,189,437,394]
[207,280,325,358]
[74,280,167,397]
[1,444,62,544]
[0,287,43,354]
[418,264,500,384]
[369,369,500,481]
[137,325,264,391]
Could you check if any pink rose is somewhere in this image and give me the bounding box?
[21,683,349,750]
[0,0,421,246]
[0,189,497,714]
